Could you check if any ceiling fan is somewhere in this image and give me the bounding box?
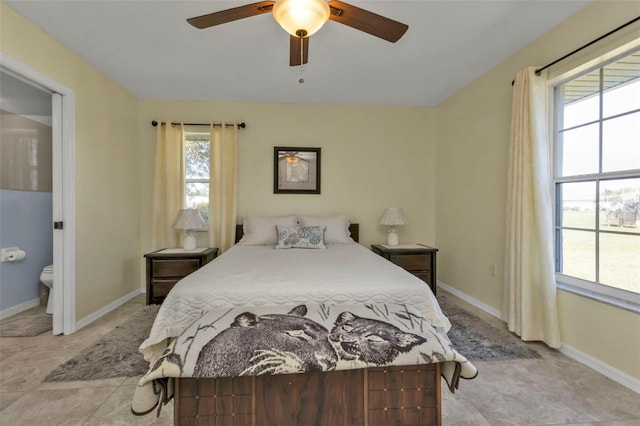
[280,151,305,163]
[187,0,408,67]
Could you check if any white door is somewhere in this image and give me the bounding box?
[51,93,63,335]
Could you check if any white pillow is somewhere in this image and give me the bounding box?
[297,214,353,244]
[238,215,298,245]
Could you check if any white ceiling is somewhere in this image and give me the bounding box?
[5,0,593,106]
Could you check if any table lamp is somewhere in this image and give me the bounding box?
[172,208,207,250]
[379,207,407,246]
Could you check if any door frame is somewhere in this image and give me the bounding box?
[0,53,77,334]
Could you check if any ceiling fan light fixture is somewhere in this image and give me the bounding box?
[273,0,330,37]
[284,151,300,162]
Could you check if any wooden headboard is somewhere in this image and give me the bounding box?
[235,223,359,243]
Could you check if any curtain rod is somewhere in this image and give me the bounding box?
[511,16,640,86]
[151,120,246,129]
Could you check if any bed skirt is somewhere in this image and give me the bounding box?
[174,363,441,426]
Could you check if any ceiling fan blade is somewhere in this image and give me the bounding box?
[290,35,309,67]
[187,1,275,29]
[327,0,408,43]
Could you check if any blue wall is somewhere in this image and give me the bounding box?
[0,189,53,311]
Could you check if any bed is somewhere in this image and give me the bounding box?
[132,216,476,425]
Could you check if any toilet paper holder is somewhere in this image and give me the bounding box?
[0,247,27,262]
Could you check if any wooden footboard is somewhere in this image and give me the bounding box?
[174,363,441,426]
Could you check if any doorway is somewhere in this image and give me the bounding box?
[0,70,53,330]
[0,53,76,335]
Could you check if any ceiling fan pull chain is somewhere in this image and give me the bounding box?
[296,29,307,84]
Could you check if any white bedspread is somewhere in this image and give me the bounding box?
[140,243,450,362]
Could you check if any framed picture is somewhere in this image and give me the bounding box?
[274,147,321,194]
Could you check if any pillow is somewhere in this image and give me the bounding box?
[297,214,353,244]
[238,215,298,245]
[275,226,327,249]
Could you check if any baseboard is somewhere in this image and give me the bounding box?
[437,280,502,319]
[437,280,640,394]
[0,298,41,320]
[75,288,143,330]
[559,343,640,393]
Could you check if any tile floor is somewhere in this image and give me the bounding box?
[0,292,638,425]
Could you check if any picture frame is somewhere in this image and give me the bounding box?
[273,147,321,194]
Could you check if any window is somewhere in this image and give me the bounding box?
[553,50,640,308]
[184,131,210,222]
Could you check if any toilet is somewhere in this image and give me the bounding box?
[40,265,54,314]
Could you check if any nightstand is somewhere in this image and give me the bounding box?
[371,244,438,294]
[144,248,218,304]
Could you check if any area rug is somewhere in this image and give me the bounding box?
[44,304,160,382]
[44,295,539,382]
[438,292,541,361]
[0,314,52,337]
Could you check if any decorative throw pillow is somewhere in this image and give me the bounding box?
[275,226,327,249]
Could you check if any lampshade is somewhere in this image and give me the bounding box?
[380,207,407,246]
[379,207,408,226]
[273,0,330,37]
[172,209,207,231]
[173,209,206,250]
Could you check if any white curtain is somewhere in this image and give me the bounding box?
[208,123,238,253]
[503,67,562,348]
[151,123,185,250]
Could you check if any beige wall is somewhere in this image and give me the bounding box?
[138,101,437,253]
[436,0,640,379]
[1,2,141,320]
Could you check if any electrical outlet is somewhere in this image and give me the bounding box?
[490,264,497,277]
